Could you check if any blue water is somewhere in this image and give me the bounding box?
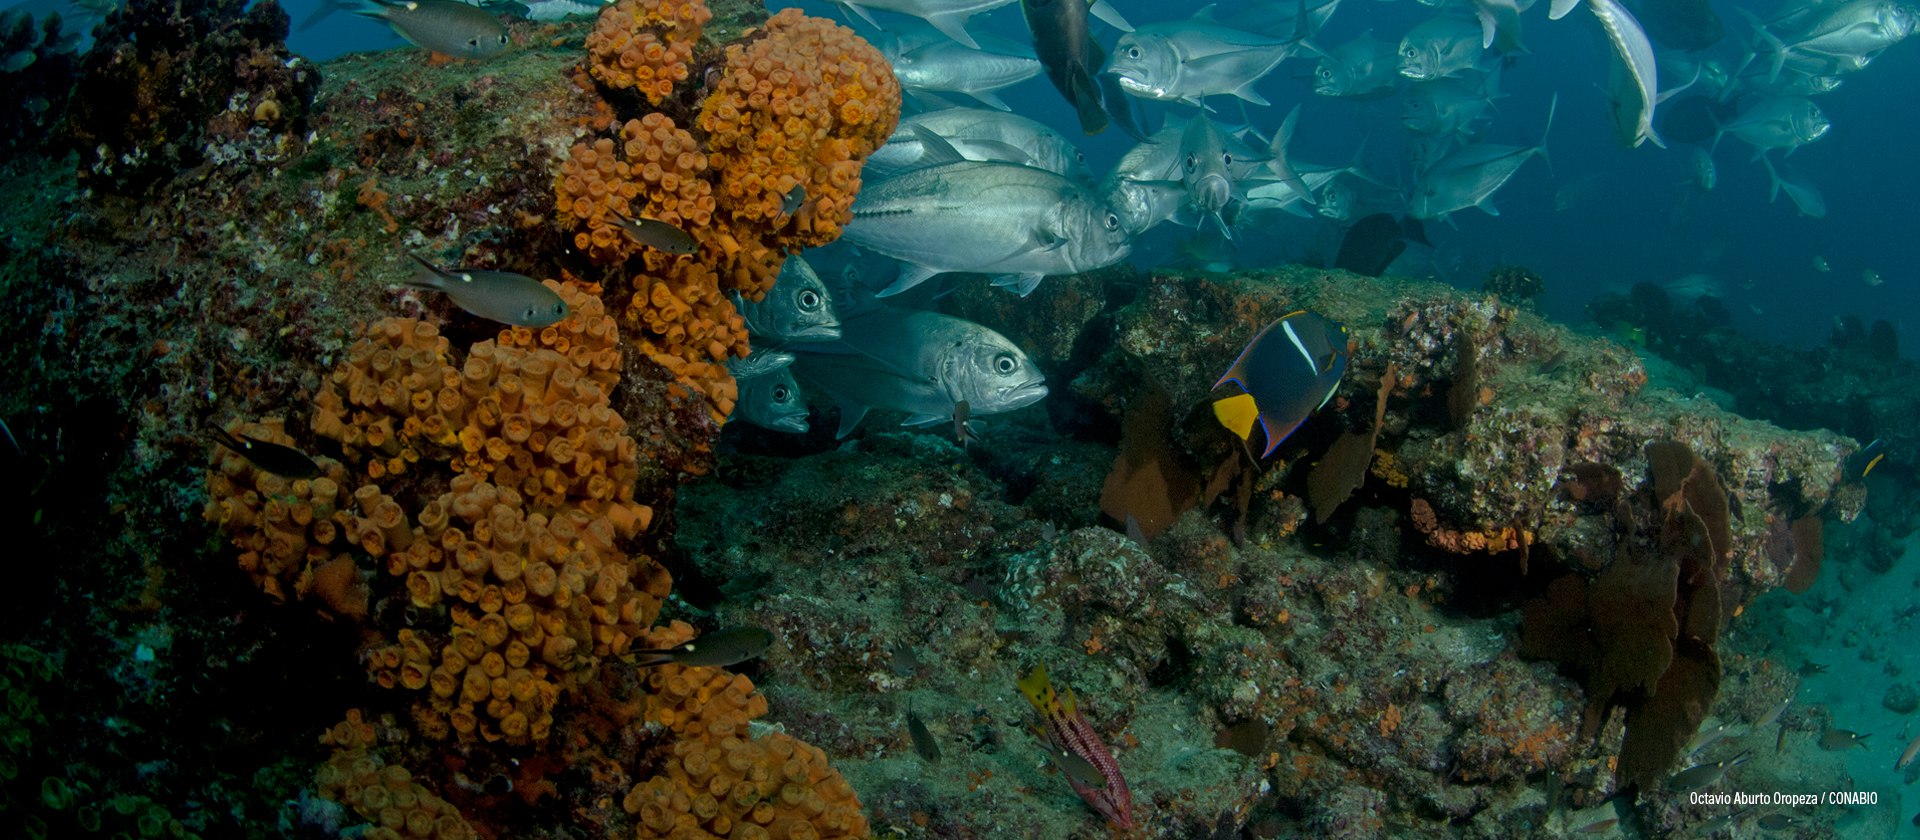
[242,0,1920,350]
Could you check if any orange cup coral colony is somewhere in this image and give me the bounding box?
[584,0,711,105]
[560,0,900,423]
[203,419,354,607]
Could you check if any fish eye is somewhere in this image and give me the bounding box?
[1223,153,1232,166]
[799,290,821,310]
[1318,68,1330,78]
[772,385,790,401]
[994,354,1017,375]
[1184,153,1196,171]
[469,38,481,47]
[1127,46,1140,59]
[1076,151,1085,164]
[1105,213,1119,231]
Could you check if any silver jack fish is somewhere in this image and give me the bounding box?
[1680,144,1716,191]
[833,0,1017,51]
[1402,68,1500,139]
[1181,114,1239,236]
[1744,1,1917,81]
[844,128,1130,297]
[1762,155,1827,217]
[730,359,811,433]
[1588,0,1668,149]
[1711,95,1829,158]
[867,108,1093,184]
[1398,15,1485,80]
[736,255,841,344]
[1314,30,1403,100]
[1410,94,1555,221]
[1107,12,1306,106]
[887,37,1043,111]
[791,303,1048,438]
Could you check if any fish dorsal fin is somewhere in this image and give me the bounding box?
[919,10,981,50]
[1192,3,1218,21]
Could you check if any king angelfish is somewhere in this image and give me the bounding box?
[1214,311,1348,457]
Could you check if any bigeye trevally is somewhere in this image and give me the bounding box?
[1106,11,1305,106]
[1409,95,1555,220]
[404,254,569,327]
[844,127,1130,297]
[789,301,1047,438]
[1398,15,1485,81]
[1761,155,1827,218]
[727,353,811,434]
[736,255,840,344]
[1313,30,1404,100]
[866,109,1093,184]
[1213,311,1349,457]
[1587,0,1668,149]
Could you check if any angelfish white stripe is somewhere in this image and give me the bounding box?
[1283,321,1317,378]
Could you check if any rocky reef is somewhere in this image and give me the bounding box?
[0,1,1892,839]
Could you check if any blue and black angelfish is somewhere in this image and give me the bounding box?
[1212,311,1348,457]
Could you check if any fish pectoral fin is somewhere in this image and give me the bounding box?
[878,263,943,297]
[906,88,962,110]
[991,273,1047,296]
[822,388,871,439]
[1228,78,1273,106]
[968,89,1013,111]
[1090,0,1133,31]
[837,0,882,33]
[919,11,980,50]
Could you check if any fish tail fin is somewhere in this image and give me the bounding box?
[1737,9,1789,83]
[298,0,354,31]
[1535,93,1557,174]
[205,424,249,456]
[1017,664,1057,713]
[1266,104,1314,205]
[403,253,450,291]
